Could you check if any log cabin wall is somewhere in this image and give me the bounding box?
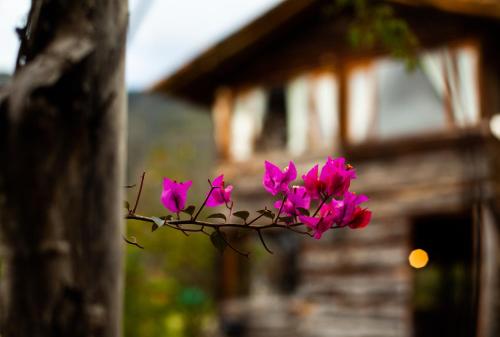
[218,137,492,337]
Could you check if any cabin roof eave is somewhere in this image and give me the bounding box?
[150,0,500,106]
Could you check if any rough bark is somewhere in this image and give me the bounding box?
[0,1,128,336]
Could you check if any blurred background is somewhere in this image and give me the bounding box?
[1,1,499,337]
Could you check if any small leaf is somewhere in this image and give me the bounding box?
[207,213,227,221]
[278,216,294,223]
[297,207,310,216]
[124,201,130,210]
[233,211,250,222]
[151,216,165,232]
[210,231,227,252]
[160,215,173,221]
[182,205,196,216]
[257,209,275,219]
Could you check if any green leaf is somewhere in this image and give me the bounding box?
[182,205,196,216]
[233,211,250,222]
[257,209,275,219]
[297,207,310,216]
[207,213,227,221]
[151,216,165,232]
[210,231,227,252]
[124,201,130,210]
[278,216,294,223]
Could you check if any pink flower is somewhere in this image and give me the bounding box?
[161,178,192,213]
[347,207,372,229]
[206,174,233,207]
[320,157,356,197]
[299,214,336,240]
[263,160,297,196]
[274,186,311,217]
[302,157,356,199]
[299,191,370,239]
[323,191,369,227]
[302,164,322,199]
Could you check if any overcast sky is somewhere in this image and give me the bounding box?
[0,0,281,90]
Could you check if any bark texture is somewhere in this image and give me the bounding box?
[0,1,128,336]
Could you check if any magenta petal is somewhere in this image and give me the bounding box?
[284,161,297,182]
[319,157,356,197]
[274,200,284,210]
[223,185,233,202]
[302,165,320,199]
[348,208,372,229]
[163,177,175,189]
[299,215,320,229]
[263,161,282,195]
[336,192,369,226]
[161,189,183,212]
[212,174,224,187]
[177,180,193,195]
[206,193,222,207]
[161,178,192,213]
[206,176,232,207]
[265,161,282,178]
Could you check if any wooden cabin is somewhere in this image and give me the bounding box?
[153,1,500,336]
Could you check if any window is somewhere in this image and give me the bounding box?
[255,86,287,152]
[376,59,447,138]
[347,42,481,144]
[225,71,340,162]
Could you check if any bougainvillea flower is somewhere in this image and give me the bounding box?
[322,191,369,227]
[206,174,233,207]
[302,164,322,199]
[161,178,192,213]
[302,158,356,199]
[263,160,297,195]
[300,191,370,238]
[299,214,336,240]
[319,157,356,197]
[346,207,372,229]
[274,186,311,217]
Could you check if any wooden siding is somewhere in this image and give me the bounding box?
[218,142,494,337]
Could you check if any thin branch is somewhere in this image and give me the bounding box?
[176,224,190,236]
[124,211,343,255]
[273,194,287,224]
[217,230,249,257]
[286,226,313,237]
[193,186,217,220]
[247,212,266,226]
[131,172,145,214]
[126,213,309,231]
[257,230,273,254]
[312,194,330,217]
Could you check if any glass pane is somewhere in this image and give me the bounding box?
[376,59,447,138]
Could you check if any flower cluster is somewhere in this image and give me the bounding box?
[263,158,371,239]
[159,157,371,241]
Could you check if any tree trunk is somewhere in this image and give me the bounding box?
[0,1,128,336]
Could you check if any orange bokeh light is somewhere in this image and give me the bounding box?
[409,248,429,269]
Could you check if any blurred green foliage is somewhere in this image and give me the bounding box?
[334,0,419,69]
[125,93,217,337]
